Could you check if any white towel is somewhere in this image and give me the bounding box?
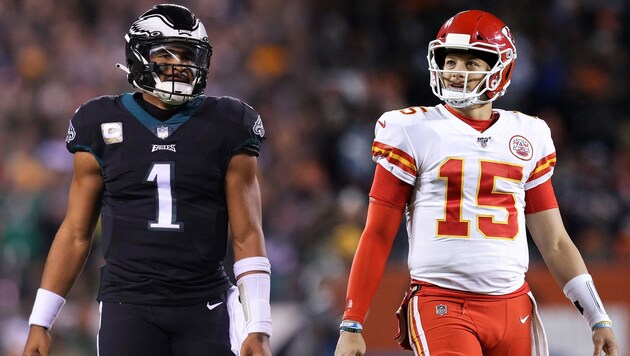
[227,285,247,356]
[528,291,550,356]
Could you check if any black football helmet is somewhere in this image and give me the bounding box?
[118,4,212,105]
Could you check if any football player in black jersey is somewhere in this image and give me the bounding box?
[23,4,272,356]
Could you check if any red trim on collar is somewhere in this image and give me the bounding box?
[444,105,499,133]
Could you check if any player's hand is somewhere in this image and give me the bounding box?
[240,332,271,356]
[334,331,366,356]
[592,327,618,355]
[22,325,51,356]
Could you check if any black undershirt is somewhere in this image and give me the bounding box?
[133,92,184,122]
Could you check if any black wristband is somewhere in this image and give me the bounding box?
[340,325,362,333]
[339,321,363,333]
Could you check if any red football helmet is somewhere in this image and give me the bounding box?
[427,10,517,108]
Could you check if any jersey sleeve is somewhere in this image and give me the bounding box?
[65,98,109,164]
[524,119,556,191]
[371,111,417,186]
[524,179,559,214]
[223,98,266,157]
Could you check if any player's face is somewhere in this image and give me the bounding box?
[149,44,199,84]
[441,53,491,93]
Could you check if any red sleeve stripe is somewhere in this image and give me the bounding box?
[525,179,558,214]
[527,152,556,182]
[372,141,417,176]
[369,164,414,210]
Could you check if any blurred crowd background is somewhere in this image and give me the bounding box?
[1,0,629,355]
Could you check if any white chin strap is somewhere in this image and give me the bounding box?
[154,81,194,106]
[440,88,478,109]
[115,63,195,106]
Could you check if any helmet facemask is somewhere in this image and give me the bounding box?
[128,39,211,105]
[428,43,514,109]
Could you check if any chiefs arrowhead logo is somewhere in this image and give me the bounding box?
[509,135,533,161]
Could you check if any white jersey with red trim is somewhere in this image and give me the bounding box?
[372,104,556,295]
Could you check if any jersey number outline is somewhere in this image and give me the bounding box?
[436,158,523,239]
[145,162,183,231]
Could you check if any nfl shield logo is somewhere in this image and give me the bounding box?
[436,304,447,316]
[477,137,490,148]
[157,126,169,139]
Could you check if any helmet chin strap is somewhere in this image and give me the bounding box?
[441,89,476,108]
[115,63,193,106]
[154,81,193,105]
[440,75,495,109]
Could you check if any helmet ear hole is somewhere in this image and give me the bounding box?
[491,78,499,88]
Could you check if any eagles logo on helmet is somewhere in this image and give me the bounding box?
[116,4,213,105]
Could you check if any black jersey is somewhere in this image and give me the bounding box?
[65,93,266,305]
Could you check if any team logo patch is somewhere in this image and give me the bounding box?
[66,121,76,143]
[101,122,123,144]
[157,126,170,139]
[252,115,265,138]
[436,304,447,316]
[509,135,533,161]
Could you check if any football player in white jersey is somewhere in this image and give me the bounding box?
[335,9,618,356]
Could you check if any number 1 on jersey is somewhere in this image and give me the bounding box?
[146,162,182,231]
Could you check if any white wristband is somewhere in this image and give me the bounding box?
[28,288,66,330]
[234,256,271,278]
[563,274,612,330]
[234,257,272,337]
